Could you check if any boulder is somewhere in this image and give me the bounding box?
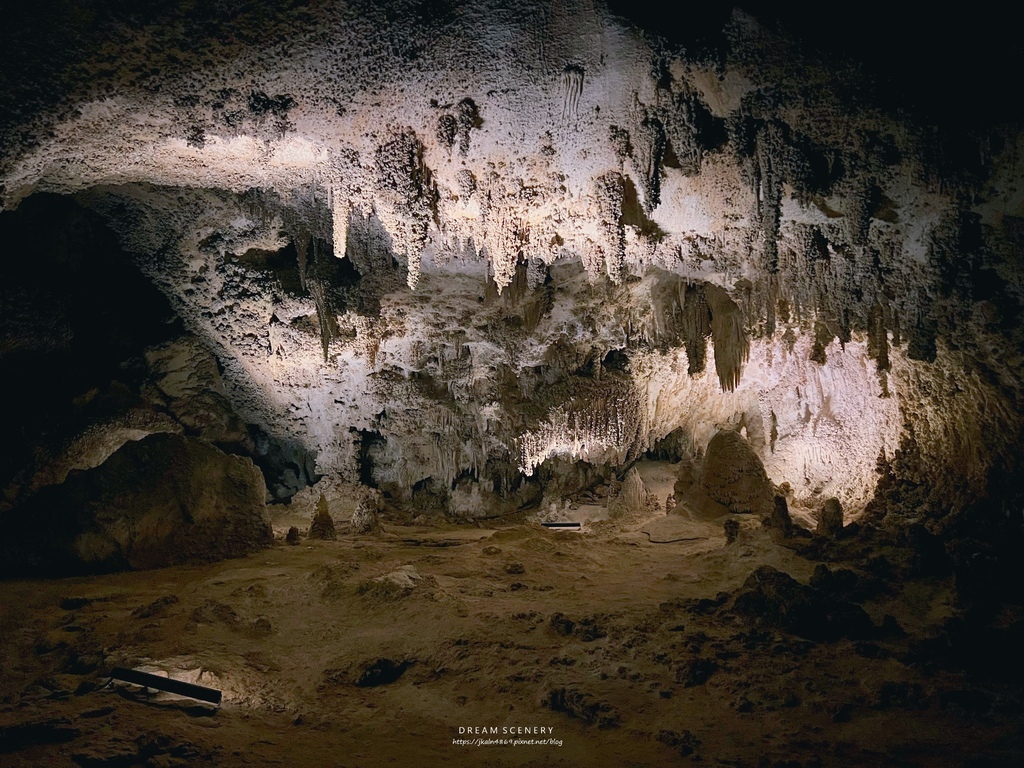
[1,433,272,575]
[697,430,774,516]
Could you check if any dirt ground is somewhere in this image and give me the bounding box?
[2,466,1022,767]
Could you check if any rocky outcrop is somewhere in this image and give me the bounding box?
[143,336,251,449]
[1,433,272,575]
[730,565,874,641]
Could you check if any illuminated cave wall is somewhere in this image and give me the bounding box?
[2,2,1021,519]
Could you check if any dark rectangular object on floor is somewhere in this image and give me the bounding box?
[110,667,222,705]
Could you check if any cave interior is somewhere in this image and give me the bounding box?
[1,1,1023,766]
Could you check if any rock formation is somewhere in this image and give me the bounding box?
[309,494,338,540]
[723,519,740,545]
[4,0,1018,528]
[351,488,383,534]
[620,467,649,512]
[729,565,874,642]
[766,494,794,543]
[0,433,271,575]
[816,497,844,539]
[1,3,1023,766]
[696,429,775,517]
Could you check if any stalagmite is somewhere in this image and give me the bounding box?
[621,467,648,512]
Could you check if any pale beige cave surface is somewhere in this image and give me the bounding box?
[2,3,1020,523]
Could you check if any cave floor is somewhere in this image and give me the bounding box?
[1,507,1021,767]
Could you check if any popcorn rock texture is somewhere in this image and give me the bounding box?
[1,1,1021,525]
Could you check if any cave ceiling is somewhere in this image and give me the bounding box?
[1,0,1022,518]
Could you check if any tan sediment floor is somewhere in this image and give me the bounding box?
[1,500,1019,768]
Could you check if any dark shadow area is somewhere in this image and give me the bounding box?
[606,1,1024,126]
[356,429,387,488]
[0,193,181,497]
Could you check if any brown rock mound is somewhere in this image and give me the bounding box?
[1,433,272,575]
[697,429,774,516]
[817,497,844,538]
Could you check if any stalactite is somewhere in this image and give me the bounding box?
[609,125,632,165]
[595,172,626,284]
[682,284,711,376]
[810,321,832,365]
[456,169,476,199]
[331,188,349,260]
[706,284,750,392]
[305,238,340,362]
[867,302,890,372]
[308,279,333,362]
[664,90,704,176]
[295,232,310,292]
[754,122,784,273]
[500,255,531,307]
[846,178,878,248]
[764,276,777,337]
[907,288,938,362]
[645,272,686,347]
[630,97,666,214]
[456,98,480,155]
[485,210,526,292]
[518,381,645,476]
[374,127,434,289]
[436,113,457,150]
